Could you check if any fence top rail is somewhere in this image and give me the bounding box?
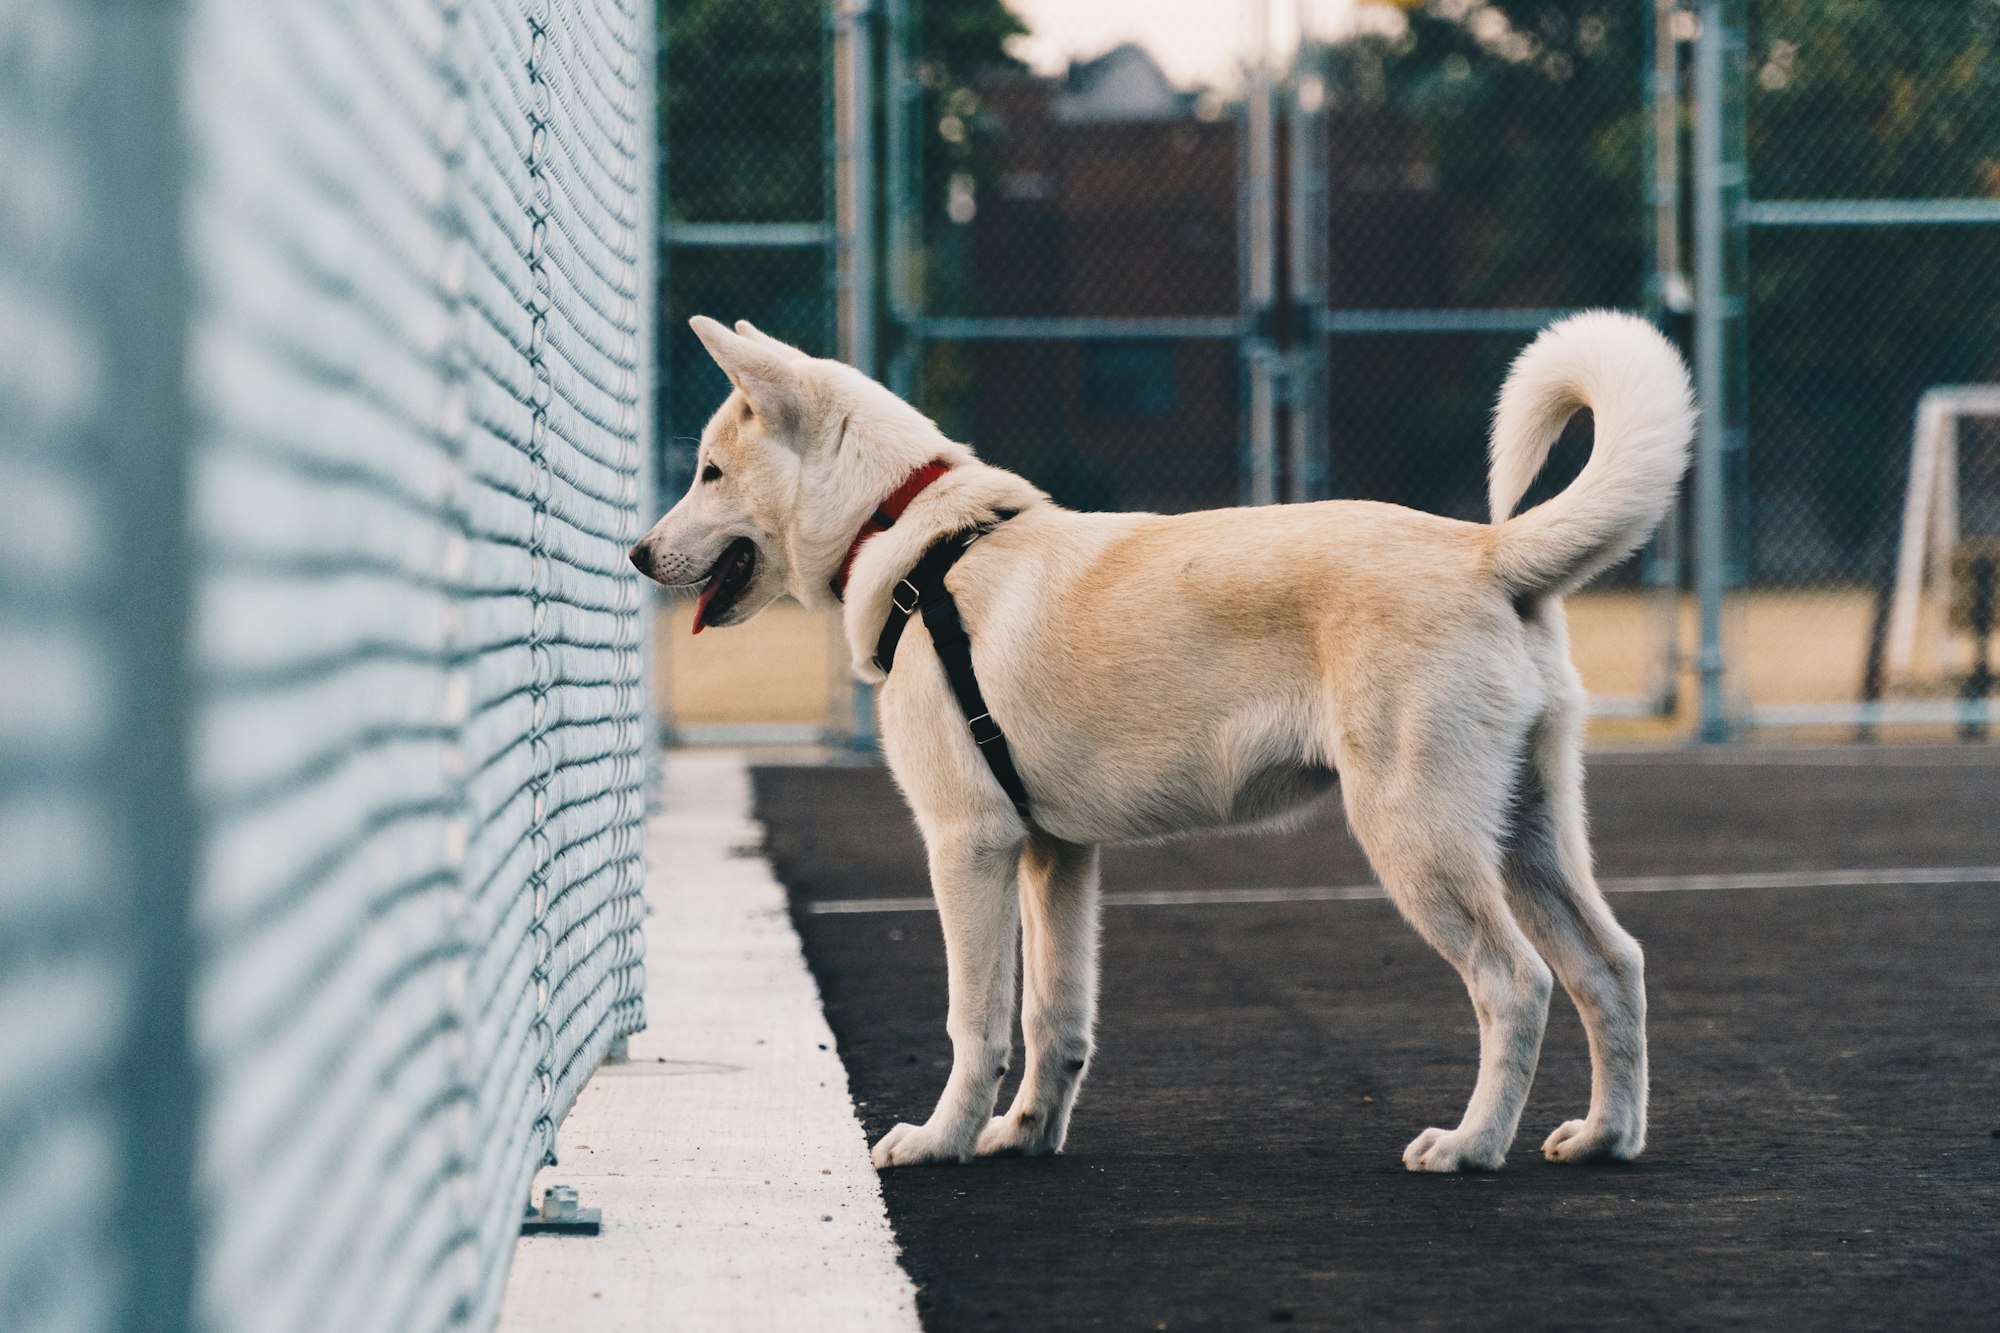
[912,315,1245,341]
[910,309,1645,341]
[664,221,832,247]
[1743,199,2000,227]
[1315,306,1610,336]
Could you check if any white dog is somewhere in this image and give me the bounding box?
[633,311,1693,1173]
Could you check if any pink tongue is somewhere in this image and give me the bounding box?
[691,549,739,634]
[692,575,721,635]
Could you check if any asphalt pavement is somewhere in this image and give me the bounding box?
[754,750,2000,1333]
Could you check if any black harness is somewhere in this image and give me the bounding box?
[870,516,1033,821]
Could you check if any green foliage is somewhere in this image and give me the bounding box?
[1749,0,1998,202]
[1367,1,1651,307]
[912,0,1028,224]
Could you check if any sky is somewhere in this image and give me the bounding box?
[1002,0,1402,92]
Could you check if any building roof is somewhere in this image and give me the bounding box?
[1054,43,1197,123]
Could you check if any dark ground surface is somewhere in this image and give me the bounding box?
[753,751,2000,1333]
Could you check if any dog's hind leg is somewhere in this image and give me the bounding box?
[873,832,1023,1168]
[1501,687,1649,1163]
[978,835,1100,1157]
[1340,741,1553,1172]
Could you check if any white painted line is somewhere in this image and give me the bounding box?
[499,752,920,1333]
[1587,745,2000,766]
[1601,865,2000,894]
[805,865,2000,916]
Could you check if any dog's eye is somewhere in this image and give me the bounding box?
[701,464,722,483]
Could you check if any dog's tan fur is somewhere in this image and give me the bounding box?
[635,312,1694,1173]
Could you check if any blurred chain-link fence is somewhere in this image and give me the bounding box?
[657,0,1998,743]
[1,0,653,1329]
[652,0,841,744]
[0,7,187,1327]
[1729,0,2000,731]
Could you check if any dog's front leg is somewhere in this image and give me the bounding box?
[872,832,1022,1168]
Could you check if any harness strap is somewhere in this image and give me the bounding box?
[873,517,1032,821]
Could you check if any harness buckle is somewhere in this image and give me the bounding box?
[967,712,1004,747]
[891,578,921,615]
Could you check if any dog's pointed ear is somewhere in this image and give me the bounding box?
[733,320,811,361]
[691,315,802,427]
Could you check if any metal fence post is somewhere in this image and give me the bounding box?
[834,0,879,750]
[1240,0,1279,506]
[86,2,201,1326]
[1641,0,1689,718]
[1692,0,1745,741]
[1650,0,1688,323]
[884,0,919,404]
[651,0,674,757]
[1286,28,1330,504]
[834,0,877,377]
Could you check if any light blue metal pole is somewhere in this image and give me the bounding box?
[835,0,879,751]
[884,0,918,402]
[1286,34,1330,503]
[1240,0,1279,505]
[87,3,201,1325]
[834,0,877,376]
[1692,0,1734,741]
[1640,0,1687,718]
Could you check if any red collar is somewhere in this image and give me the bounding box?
[831,459,952,600]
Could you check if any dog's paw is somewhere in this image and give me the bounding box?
[974,1112,1061,1158]
[1541,1118,1644,1163]
[871,1121,971,1169]
[1402,1126,1506,1173]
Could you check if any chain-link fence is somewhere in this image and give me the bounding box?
[1,0,653,1328]
[1301,2,1681,719]
[656,0,1998,744]
[907,34,1244,515]
[0,7,181,1327]
[651,0,843,745]
[656,0,1682,737]
[1725,0,2000,732]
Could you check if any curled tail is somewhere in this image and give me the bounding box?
[1488,310,1695,600]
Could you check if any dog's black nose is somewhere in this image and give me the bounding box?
[628,543,655,577]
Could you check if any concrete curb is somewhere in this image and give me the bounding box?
[499,751,920,1332]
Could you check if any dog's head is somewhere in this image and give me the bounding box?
[633,315,975,628]
[629,317,847,630]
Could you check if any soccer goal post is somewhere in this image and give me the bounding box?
[1884,385,2000,689]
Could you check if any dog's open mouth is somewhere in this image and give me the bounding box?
[692,537,757,634]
